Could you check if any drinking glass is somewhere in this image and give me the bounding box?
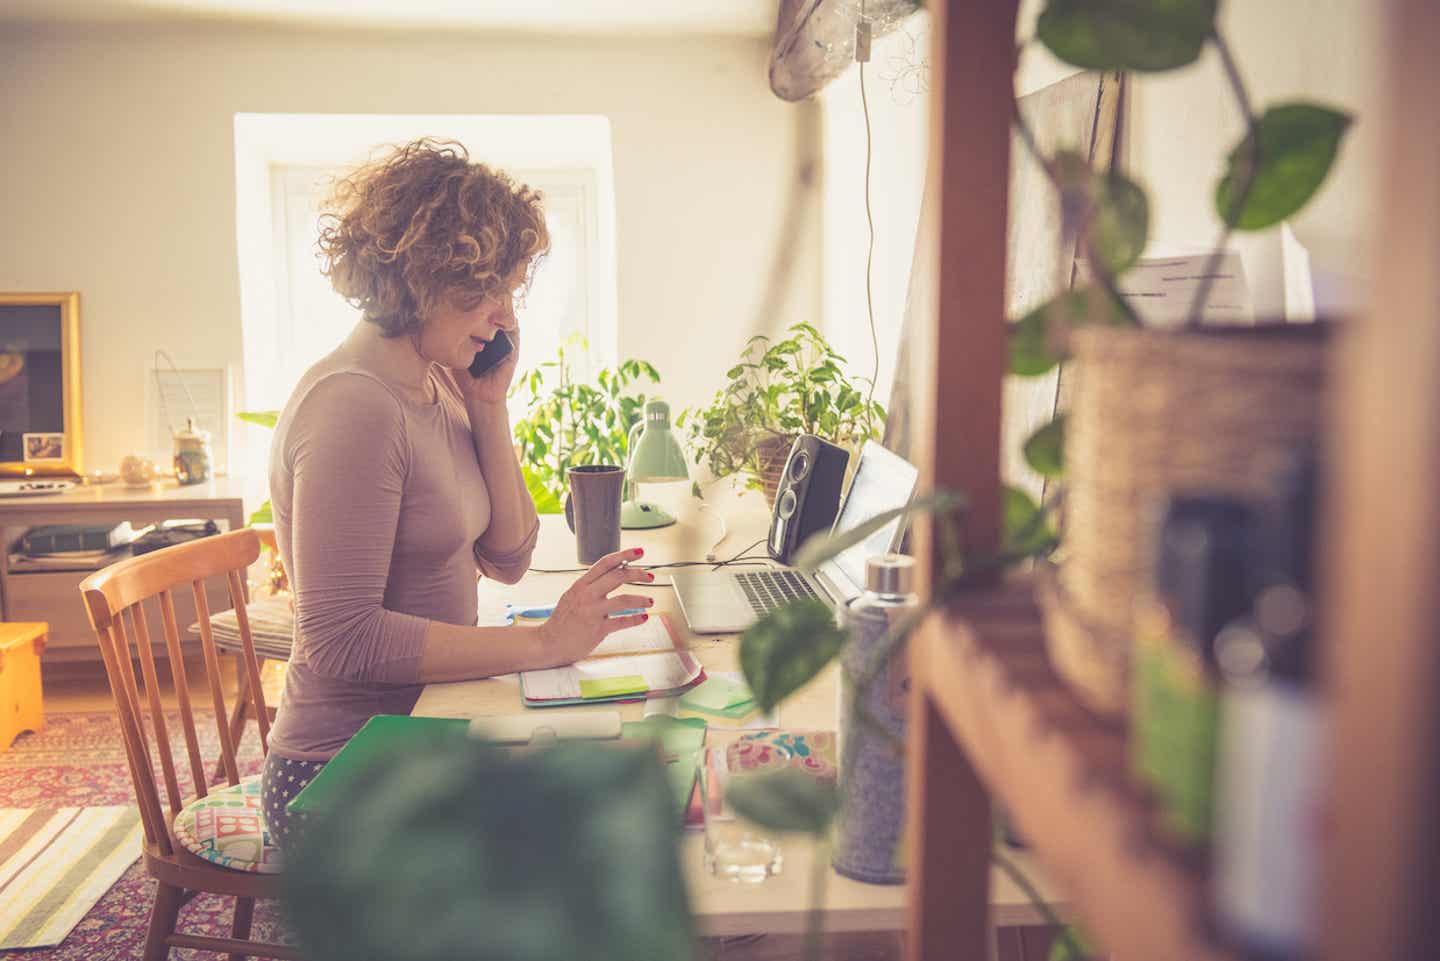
[699,746,783,883]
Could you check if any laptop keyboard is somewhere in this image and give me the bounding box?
[735,569,821,616]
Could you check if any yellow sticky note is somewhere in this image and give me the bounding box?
[579,675,649,699]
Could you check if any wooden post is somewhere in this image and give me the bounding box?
[908,0,1019,594]
[908,619,993,961]
[1322,2,1440,959]
[905,0,1017,958]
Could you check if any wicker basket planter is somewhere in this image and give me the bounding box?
[1042,323,1330,718]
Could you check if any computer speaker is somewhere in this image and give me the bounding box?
[767,435,851,565]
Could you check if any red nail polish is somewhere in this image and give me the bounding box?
[633,547,644,557]
[646,572,656,581]
[641,613,649,622]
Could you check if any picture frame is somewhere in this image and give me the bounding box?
[0,293,83,476]
[22,432,66,463]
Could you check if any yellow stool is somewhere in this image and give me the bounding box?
[0,622,46,752]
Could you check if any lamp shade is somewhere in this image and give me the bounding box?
[627,400,688,482]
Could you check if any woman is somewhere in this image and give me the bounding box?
[260,139,653,845]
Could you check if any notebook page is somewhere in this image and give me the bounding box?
[521,618,700,701]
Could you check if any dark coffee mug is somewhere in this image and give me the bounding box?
[565,464,624,564]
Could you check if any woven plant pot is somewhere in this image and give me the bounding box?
[1043,323,1330,718]
[753,434,797,506]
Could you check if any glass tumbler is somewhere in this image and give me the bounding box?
[700,746,783,884]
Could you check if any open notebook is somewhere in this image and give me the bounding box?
[519,614,704,707]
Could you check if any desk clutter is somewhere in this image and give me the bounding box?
[9,519,220,573]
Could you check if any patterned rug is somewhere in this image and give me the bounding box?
[0,710,287,960]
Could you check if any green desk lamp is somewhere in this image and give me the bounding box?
[622,399,688,529]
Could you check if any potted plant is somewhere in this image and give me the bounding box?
[680,322,886,504]
[1006,11,1350,716]
[510,339,661,513]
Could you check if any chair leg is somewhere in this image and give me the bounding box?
[228,896,255,961]
[216,662,251,782]
[143,881,184,961]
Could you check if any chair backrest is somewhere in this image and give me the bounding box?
[80,528,269,856]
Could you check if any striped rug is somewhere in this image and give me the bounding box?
[0,806,143,950]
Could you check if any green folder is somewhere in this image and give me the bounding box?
[288,714,705,823]
[286,715,469,818]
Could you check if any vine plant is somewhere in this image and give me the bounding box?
[728,4,1351,960]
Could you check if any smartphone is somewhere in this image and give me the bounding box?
[467,330,514,378]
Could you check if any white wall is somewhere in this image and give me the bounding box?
[818,0,1382,409]
[1130,2,1382,316]
[0,21,818,476]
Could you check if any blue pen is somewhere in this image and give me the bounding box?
[507,603,647,622]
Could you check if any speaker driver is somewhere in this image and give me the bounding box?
[790,451,810,481]
[778,488,798,519]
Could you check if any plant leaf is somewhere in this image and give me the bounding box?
[284,738,693,961]
[1092,169,1149,272]
[1037,0,1216,72]
[248,500,273,526]
[1023,415,1067,478]
[740,598,848,712]
[1008,287,1135,377]
[726,768,839,837]
[1053,151,1149,273]
[237,410,280,429]
[1003,485,1058,556]
[791,491,965,572]
[522,465,563,514]
[1215,103,1353,230]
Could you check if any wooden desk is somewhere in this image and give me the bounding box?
[0,477,248,660]
[413,501,1065,938]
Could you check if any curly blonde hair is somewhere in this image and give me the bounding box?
[317,138,550,336]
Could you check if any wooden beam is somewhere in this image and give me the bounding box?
[1323,2,1440,959]
[910,0,1019,594]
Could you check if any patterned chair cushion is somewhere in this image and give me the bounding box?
[172,776,282,874]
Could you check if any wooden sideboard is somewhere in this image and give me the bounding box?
[0,477,249,661]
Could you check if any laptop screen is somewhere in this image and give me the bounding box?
[818,441,920,599]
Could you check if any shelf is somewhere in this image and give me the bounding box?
[911,577,1243,961]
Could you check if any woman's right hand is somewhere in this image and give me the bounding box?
[538,547,656,666]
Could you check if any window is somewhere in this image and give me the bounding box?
[233,114,618,425]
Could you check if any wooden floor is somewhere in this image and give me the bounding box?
[42,655,248,713]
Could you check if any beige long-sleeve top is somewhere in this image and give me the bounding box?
[266,353,538,760]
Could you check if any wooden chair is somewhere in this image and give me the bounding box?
[80,528,298,961]
[220,524,287,762]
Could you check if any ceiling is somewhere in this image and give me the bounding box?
[0,0,780,35]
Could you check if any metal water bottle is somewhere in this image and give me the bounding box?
[832,554,918,884]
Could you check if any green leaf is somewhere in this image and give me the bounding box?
[726,769,839,837]
[284,738,693,961]
[1023,415,1067,478]
[1008,287,1135,377]
[1048,925,1098,961]
[1003,485,1058,556]
[740,598,848,712]
[247,500,273,526]
[237,410,280,429]
[1215,103,1353,230]
[1092,169,1149,272]
[1053,151,1149,273]
[522,465,563,514]
[792,491,964,572]
[1037,0,1216,72]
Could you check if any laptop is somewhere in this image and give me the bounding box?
[673,441,919,633]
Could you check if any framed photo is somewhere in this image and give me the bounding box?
[23,432,66,463]
[0,293,83,476]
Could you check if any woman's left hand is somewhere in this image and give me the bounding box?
[458,326,520,406]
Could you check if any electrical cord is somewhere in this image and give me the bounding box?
[857,12,881,434]
[528,538,771,576]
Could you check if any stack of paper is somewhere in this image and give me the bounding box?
[519,615,704,707]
